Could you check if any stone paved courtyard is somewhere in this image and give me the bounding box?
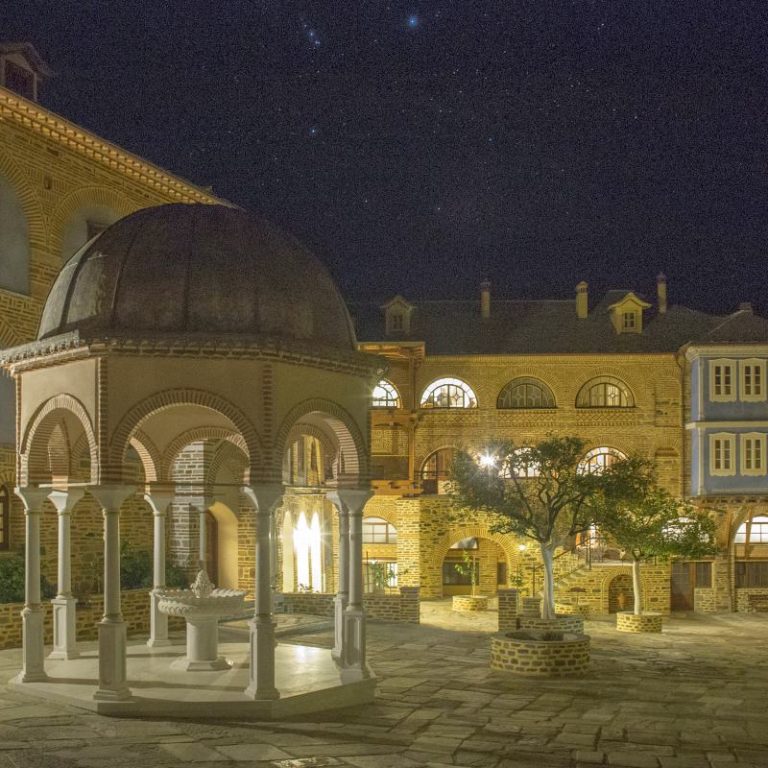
[1,601,767,768]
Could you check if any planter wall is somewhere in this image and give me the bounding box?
[452,595,488,612]
[616,611,662,633]
[518,615,584,635]
[491,631,590,677]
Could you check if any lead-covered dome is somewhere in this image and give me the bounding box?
[38,203,356,350]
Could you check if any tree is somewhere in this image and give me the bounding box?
[596,458,717,615]
[450,436,629,620]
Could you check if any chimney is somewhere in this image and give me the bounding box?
[576,281,588,319]
[657,273,667,314]
[480,280,491,319]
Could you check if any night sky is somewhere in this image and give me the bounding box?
[3,1,767,314]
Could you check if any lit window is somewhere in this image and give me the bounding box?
[502,447,541,478]
[709,359,736,402]
[421,447,455,494]
[578,447,626,475]
[421,378,478,409]
[497,378,555,409]
[0,486,8,550]
[710,432,735,476]
[576,377,633,408]
[740,359,766,402]
[372,380,400,408]
[734,516,768,544]
[362,517,397,544]
[741,433,766,476]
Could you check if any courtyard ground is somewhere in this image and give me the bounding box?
[0,600,766,768]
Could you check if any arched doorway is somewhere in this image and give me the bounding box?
[441,536,508,597]
[608,573,634,613]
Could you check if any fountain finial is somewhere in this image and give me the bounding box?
[191,568,214,598]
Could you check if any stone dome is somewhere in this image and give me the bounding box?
[38,204,356,350]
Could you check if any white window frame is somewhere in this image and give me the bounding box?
[622,311,637,331]
[740,359,766,402]
[709,359,736,402]
[420,378,478,409]
[372,379,400,408]
[710,432,736,476]
[740,432,766,476]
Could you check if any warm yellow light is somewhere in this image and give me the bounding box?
[478,452,497,469]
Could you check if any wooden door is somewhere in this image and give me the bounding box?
[670,561,694,611]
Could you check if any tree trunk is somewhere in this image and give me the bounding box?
[540,543,556,620]
[632,558,643,615]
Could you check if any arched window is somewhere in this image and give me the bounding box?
[497,378,555,409]
[362,516,397,544]
[0,175,30,294]
[421,447,455,493]
[372,380,400,408]
[576,376,634,408]
[578,447,627,474]
[734,516,768,544]
[0,485,8,550]
[503,447,541,478]
[420,378,477,409]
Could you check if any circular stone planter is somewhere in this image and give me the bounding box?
[490,631,590,677]
[452,595,488,612]
[616,611,663,633]
[518,614,584,635]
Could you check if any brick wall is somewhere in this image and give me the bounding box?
[0,589,183,650]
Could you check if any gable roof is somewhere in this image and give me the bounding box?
[349,295,768,356]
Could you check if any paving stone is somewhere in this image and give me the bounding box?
[216,744,292,761]
[574,750,606,764]
[160,742,229,762]
[605,751,660,767]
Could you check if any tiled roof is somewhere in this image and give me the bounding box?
[349,295,768,355]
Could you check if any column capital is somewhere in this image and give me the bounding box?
[241,484,283,515]
[14,486,50,512]
[88,484,135,511]
[143,484,174,516]
[326,488,373,516]
[48,487,85,516]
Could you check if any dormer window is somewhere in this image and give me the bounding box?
[382,295,413,336]
[4,61,33,99]
[608,292,650,334]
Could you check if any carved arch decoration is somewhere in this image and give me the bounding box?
[109,388,262,483]
[274,398,368,485]
[20,394,98,486]
[160,426,250,483]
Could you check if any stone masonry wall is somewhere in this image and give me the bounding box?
[279,586,420,623]
[0,589,183,650]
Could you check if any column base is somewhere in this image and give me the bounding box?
[174,656,232,672]
[341,605,366,669]
[147,591,171,648]
[21,605,47,682]
[331,593,347,661]
[49,597,79,660]
[244,617,280,701]
[94,619,132,702]
[340,664,373,683]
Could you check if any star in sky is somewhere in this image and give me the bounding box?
[406,14,420,30]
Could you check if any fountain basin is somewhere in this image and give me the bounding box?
[157,583,246,671]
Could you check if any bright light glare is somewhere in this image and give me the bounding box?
[478,453,497,469]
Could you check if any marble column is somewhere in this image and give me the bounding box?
[144,486,174,648]
[327,491,349,661]
[241,484,283,700]
[328,489,373,681]
[14,486,50,683]
[48,488,84,660]
[89,485,134,701]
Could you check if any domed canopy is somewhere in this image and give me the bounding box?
[39,204,356,350]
